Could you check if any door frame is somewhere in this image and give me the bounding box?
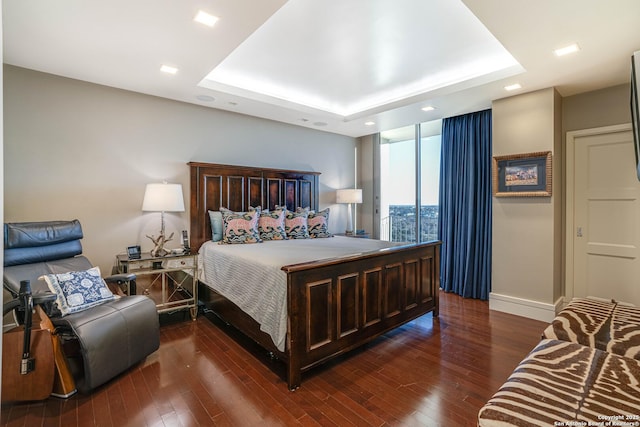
[565,123,633,301]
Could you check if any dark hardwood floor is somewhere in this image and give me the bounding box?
[1,291,548,426]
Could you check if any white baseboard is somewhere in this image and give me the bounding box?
[489,292,564,323]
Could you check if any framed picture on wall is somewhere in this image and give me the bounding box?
[493,151,552,197]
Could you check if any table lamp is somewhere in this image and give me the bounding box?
[336,188,362,235]
[142,182,185,257]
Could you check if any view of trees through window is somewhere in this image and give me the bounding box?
[380,121,441,243]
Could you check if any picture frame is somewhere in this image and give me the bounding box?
[493,151,552,197]
[127,245,141,260]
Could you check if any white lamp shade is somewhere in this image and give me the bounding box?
[142,183,185,212]
[336,188,363,204]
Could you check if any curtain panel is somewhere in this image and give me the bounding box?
[438,109,492,300]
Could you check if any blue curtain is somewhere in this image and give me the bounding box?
[438,109,492,300]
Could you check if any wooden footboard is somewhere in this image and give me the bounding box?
[199,241,440,390]
[282,241,440,389]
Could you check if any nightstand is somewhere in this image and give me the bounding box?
[115,252,198,320]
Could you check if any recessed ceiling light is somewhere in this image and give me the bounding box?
[313,121,328,127]
[194,11,219,27]
[160,65,178,75]
[421,106,435,112]
[365,121,375,126]
[196,95,215,102]
[504,83,521,91]
[554,43,580,57]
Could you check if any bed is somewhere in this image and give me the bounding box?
[189,162,441,389]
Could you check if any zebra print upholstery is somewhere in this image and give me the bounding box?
[478,339,640,426]
[543,298,640,359]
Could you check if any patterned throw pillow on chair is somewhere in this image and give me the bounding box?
[41,266,115,316]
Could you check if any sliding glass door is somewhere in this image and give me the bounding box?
[420,130,441,242]
[380,125,415,241]
[379,121,441,243]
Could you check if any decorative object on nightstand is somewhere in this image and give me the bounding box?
[142,182,185,257]
[127,245,141,260]
[336,188,362,235]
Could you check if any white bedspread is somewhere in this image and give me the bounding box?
[198,236,402,351]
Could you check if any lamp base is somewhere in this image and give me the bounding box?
[146,230,174,258]
[345,204,354,236]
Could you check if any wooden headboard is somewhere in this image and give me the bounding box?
[188,162,320,253]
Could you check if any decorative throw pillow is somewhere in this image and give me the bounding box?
[285,207,310,239]
[220,207,262,244]
[258,208,288,241]
[208,210,224,242]
[40,266,115,316]
[307,208,333,238]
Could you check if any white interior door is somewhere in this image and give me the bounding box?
[567,124,640,305]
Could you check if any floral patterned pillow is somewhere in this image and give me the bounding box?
[307,208,333,238]
[220,207,262,244]
[40,266,115,316]
[259,208,288,241]
[284,207,310,239]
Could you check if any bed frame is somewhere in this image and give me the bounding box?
[189,162,441,389]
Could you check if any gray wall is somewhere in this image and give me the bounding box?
[4,65,357,273]
[357,135,375,236]
[491,88,563,320]
[491,84,632,321]
[563,84,631,133]
[5,63,634,324]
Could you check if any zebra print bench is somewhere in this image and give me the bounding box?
[478,339,640,426]
[543,297,640,359]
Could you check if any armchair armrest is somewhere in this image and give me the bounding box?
[104,273,137,296]
[3,291,56,318]
[104,273,136,283]
[32,291,57,305]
